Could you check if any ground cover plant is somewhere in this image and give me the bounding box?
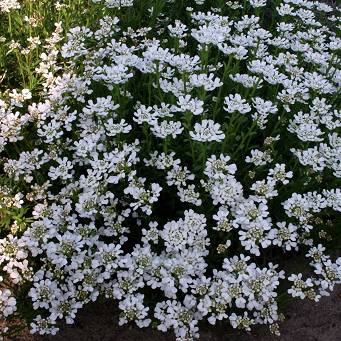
[0,0,340,340]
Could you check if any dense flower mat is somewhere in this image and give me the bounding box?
[0,0,340,340]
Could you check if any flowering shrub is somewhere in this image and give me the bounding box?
[0,0,341,340]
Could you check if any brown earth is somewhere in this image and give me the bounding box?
[8,285,341,341]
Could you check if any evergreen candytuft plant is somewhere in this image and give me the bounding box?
[0,0,340,340]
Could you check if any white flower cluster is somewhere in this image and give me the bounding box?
[0,0,20,13]
[92,0,134,8]
[0,0,340,340]
[0,288,17,317]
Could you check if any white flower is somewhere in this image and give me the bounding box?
[249,0,266,8]
[177,185,202,206]
[30,315,59,335]
[189,73,223,91]
[204,154,236,179]
[272,222,298,251]
[224,94,251,114]
[0,289,17,317]
[104,118,132,136]
[119,294,151,328]
[190,120,225,142]
[168,20,187,38]
[133,105,157,125]
[268,164,293,185]
[229,312,253,331]
[151,120,183,139]
[176,95,204,116]
[245,149,272,166]
[48,157,74,181]
[167,165,195,188]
